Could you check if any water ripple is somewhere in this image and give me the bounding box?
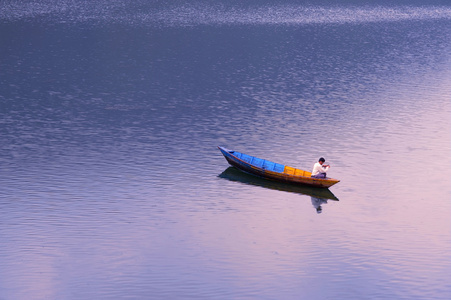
[1,1,451,26]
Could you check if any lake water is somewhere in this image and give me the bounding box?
[1,1,451,299]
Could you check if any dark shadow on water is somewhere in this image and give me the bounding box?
[219,167,339,202]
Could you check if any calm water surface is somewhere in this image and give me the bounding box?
[1,1,451,299]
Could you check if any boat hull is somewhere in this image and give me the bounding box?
[218,146,340,188]
[219,167,339,200]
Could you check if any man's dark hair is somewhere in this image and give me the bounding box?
[319,157,325,162]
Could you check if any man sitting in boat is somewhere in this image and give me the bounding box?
[311,157,330,179]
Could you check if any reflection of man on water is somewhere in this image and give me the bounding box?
[311,196,328,213]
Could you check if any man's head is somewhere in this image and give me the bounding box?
[319,157,325,165]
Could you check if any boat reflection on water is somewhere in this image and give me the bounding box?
[219,167,339,213]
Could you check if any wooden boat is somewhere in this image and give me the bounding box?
[219,167,339,200]
[218,146,340,188]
